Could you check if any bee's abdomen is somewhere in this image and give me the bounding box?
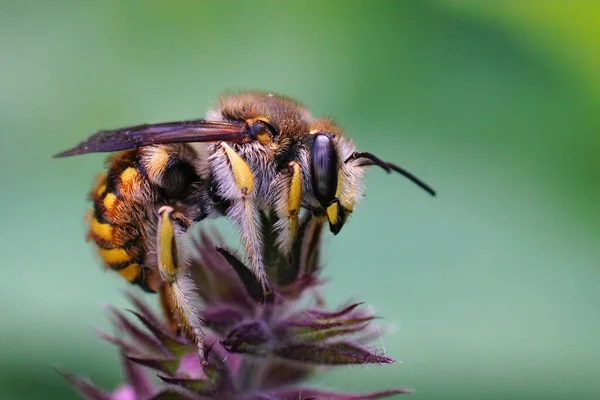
[87,145,204,293]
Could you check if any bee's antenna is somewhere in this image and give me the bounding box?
[345,151,436,196]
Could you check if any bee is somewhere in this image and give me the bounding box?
[55,91,435,294]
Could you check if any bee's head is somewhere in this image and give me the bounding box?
[308,130,436,235]
[308,131,363,235]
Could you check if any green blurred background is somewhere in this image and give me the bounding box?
[1,1,599,399]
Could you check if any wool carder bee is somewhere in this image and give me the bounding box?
[55,92,435,294]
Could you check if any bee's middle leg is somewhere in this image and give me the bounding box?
[271,161,303,255]
[209,142,269,293]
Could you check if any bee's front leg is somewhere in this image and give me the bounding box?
[156,206,207,366]
[209,142,269,293]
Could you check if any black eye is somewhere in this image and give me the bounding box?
[311,134,338,208]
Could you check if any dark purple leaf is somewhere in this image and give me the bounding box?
[94,328,138,356]
[157,375,215,394]
[127,309,195,356]
[187,231,256,311]
[216,247,274,304]
[286,323,371,343]
[108,307,168,357]
[126,355,179,375]
[201,304,246,334]
[303,302,364,320]
[149,387,208,400]
[122,290,165,328]
[259,360,314,388]
[277,274,323,300]
[275,342,394,365]
[293,215,324,276]
[121,352,154,398]
[55,368,111,400]
[250,388,412,400]
[220,320,271,355]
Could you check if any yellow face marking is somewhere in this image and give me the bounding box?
[118,263,141,283]
[96,184,107,197]
[120,167,138,186]
[157,206,178,283]
[90,217,112,241]
[103,193,117,210]
[309,129,320,135]
[221,142,254,197]
[326,203,339,226]
[99,247,131,264]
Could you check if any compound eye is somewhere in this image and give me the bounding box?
[311,134,338,208]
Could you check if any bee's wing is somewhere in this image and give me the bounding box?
[54,119,252,157]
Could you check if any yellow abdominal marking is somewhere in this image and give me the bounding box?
[120,167,138,186]
[99,247,131,264]
[157,206,178,283]
[221,142,254,197]
[90,217,112,241]
[103,193,117,210]
[147,147,170,179]
[96,184,107,197]
[118,263,141,282]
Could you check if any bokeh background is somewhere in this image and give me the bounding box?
[1,1,599,399]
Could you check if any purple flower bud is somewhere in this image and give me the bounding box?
[61,215,409,399]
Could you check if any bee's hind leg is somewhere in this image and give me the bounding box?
[156,205,207,366]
